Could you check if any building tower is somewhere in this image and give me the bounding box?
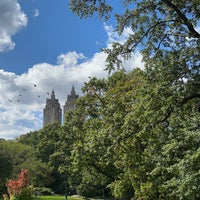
[43,89,62,126]
[63,86,79,123]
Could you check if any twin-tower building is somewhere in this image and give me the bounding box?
[43,86,79,127]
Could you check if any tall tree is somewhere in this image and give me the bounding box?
[69,0,199,72]
[67,1,200,199]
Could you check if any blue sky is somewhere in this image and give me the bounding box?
[0,0,143,139]
[0,0,108,74]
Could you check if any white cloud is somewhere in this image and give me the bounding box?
[0,52,108,139]
[0,0,27,52]
[104,24,133,47]
[104,24,144,70]
[0,24,144,140]
[57,51,86,67]
[33,9,39,17]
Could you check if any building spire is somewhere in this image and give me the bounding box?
[43,89,62,127]
[71,85,75,96]
[63,85,79,123]
[51,89,55,99]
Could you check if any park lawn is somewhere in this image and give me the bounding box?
[37,196,83,200]
[37,196,65,200]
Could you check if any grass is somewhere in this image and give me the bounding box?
[0,197,64,200]
[37,196,65,200]
[37,196,83,200]
[0,194,83,200]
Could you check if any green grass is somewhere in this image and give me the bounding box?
[37,196,65,200]
[37,196,83,200]
[0,195,83,200]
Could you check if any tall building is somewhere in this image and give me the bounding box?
[43,89,62,126]
[63,86,79,123]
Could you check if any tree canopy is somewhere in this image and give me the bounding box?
[1,1,199,199]
[70,0,200,73]
[67,0,200,199]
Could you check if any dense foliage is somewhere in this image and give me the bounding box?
[5,169,34,200]
[1,1,199,199]
[67,0,200,199]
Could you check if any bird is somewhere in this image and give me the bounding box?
[8,99,12,102]
[33,84,37,87]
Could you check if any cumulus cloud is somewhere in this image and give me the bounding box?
[57,51,86,67]
[0,23,144,140]
[0,0,27,52]
[0,51,108,139]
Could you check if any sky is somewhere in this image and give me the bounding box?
[0,0,143,140]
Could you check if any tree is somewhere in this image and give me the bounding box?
[67,1,200,199]
[0,140,13,194]
[69,0,199,72]
[0,140,37,177]
[17,131,39,149]
[67,67,200,199]
[5,169,34,200]
[0,138,53,195]
[17,123,69,194]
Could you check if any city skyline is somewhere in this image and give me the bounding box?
[43,86,79,126]
[0,0,143,139]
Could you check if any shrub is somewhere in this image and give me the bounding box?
[4,169,34,200]
[34,187,54,196]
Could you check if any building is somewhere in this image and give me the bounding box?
[43,86,79,126]
[63,86,79,123]
[43,89,62,126]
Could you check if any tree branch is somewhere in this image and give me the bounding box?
[129,20,178,52]
[161,0,200,38]
[181,94,200,105]
[89,161,116,181]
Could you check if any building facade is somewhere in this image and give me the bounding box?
[63,86,79,123]
[43,89,62,126]
[43,86,79,126]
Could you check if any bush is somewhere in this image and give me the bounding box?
[34,187,54,196]
[4,169,34,200]
[12,187,34,200]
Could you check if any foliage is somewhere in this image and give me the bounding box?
[65,66,200,199]
[6,169,29,196]
[37,196,83,200]
[36,123,67,194]
[0,140,37,176]
[68,0,200,199]
[0,138,53,194]
[17,131,39,149]
[17,124,64,193]
[0,150,12,194]
[5,169,34,200]
[34,187,54,196]
[69,0,200,72]
[1,1,199,199]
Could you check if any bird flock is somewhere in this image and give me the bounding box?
[7,83,51,104]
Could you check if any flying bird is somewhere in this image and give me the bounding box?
[33,84,37,87]
[8,99,12,102]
